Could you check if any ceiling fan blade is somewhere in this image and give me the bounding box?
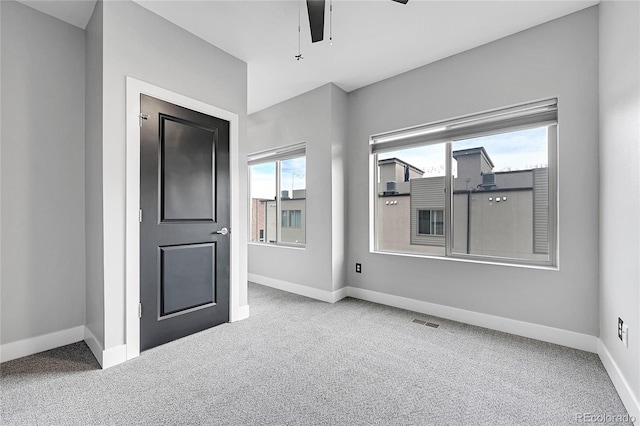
[306,0,325,43]
[391,0,409,4]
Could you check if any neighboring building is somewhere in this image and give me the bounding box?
[250,198,267,242]
[378,149,549,261]
[251,190,306,244]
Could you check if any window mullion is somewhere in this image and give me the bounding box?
[445,141,453,256]
[548,125,558,265]
[276,160,282,243]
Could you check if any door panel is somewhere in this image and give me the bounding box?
[160,243,216,317]
[161,116,215,222]
[140,94,230,351]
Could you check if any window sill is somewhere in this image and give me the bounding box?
[248,241,306,250]
[370,249,559,271]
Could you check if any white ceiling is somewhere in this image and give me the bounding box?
[19,0,97,29]
[19,0,599,113]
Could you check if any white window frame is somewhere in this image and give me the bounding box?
[370,99,558,267]
[248,142,306,248]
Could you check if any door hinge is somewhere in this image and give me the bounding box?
[138,303,142,319]
[139,209,143,223]
[139,113,150,127]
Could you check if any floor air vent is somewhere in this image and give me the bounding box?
[412,319,439,328]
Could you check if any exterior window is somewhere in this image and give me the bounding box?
[249,144,306,246]
[418,210,444,236]
[371,99,557,266]
[289,210,302,228]
[282,210,302,228]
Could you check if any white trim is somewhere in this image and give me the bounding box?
[231,304,250,322]
[369,249,559,271]
[249,278,596,352]
[84,327,127,369]
[249,273,348,304]
[83,327,103,366]
[125,77,244,364]
[102,345,127,369]
[0,326,85,363]
[247,141,306,165]
[344,286,598,353]
[247,242,306,250]
[597,340,640,423]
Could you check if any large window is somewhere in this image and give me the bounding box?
[371,100,557,266]
[249,143,306,246]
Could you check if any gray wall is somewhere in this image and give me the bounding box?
[599,0,640,403]
[0,0,3,346]
[1,1,86,344]
[346,7,600,335]
[329,84,348,291]
[93,0,248,349]
[85,0,104,346]
[247,84,348,293]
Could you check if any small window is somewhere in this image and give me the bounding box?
[282,210,302,228]
[289,210,302,228]
[249,143,306,246]
[418,210,444,236]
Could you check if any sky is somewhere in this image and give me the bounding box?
[378,126,548,177]
[250,127,547,198]
[250,157,306,200]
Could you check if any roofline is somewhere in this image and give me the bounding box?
[452,147,495,169]
[494,167,547,174]
[377,157,424,175]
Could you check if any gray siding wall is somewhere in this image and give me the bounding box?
[410,177,445,247]
[533,168,549,254]
[495,171,533,188]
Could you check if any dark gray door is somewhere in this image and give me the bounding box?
[140,94,230,351]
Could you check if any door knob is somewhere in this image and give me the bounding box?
[215,227,229,235]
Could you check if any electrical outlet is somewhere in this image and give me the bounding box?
[355,263,362,273]
[618,318,624,341]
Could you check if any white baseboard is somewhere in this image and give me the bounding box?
[248,278,597,353]
[344,286,598,353]
[333,286,349,303]
[84,327,127,369]
[0,325,85,363]
[231,304,250,322]
[598,340,640,423]
[249,273,347,304]
[83,327,103,366]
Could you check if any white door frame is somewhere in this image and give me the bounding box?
[125,77,244,361]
